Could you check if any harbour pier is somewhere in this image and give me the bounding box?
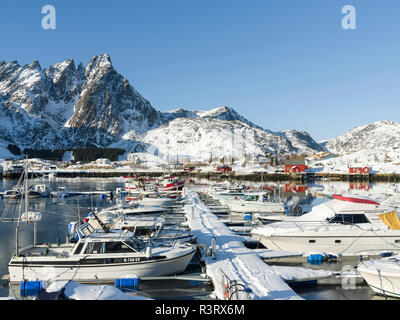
[183,187,332,300]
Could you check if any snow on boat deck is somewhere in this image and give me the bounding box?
[184,188,332,300]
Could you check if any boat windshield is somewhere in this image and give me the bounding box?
[83,240,144,254]
[78,224,96,238]
[244,195,259,201]
[124,238,146,252]
[327,213,370,225]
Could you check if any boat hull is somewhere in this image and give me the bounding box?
[225,201,285,214]
[8,248,196,284]
[256,232,400,256]
[358,266,400,298]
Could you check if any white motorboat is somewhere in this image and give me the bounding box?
[209,184,247,201]
[210,191,246,201]
[98,202,167,216]
[8,222,197,284]
[221,192,285,215]
[50,186,70,198]
[251,194,400,257]
[28,184,51,198]
[358,254,400,298]
[3,187,23,199]
[127,191,177,207]
[87,214,196,244]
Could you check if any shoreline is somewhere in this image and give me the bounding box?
[1,170,400,183]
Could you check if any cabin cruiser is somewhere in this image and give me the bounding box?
[8,222,197,284]
[50,187,70,198]
[208,184,247,201]
[221,192,286,215]
[3,187,23,199]
[210,189,246,201]
[28,185,50,198]
[358,254,400,298]
[251,194,400,257]
[127,191,177,207]
[99,201,167,216]
[85,214,196,244]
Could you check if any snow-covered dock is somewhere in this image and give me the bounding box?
[184,188,332,300]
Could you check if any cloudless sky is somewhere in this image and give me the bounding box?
[1,0,399,141]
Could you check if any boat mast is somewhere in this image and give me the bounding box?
[24,158,37,246]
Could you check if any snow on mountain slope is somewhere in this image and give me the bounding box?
[281,130,325,154]
[0,54,323,160]
[125,116,321,162]
[323,120,400,154]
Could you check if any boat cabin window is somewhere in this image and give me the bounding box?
[124,239,146,252]
[104,241,136,253]
[83,241,140,254]
[84,242,104,254]
[245,195,259,201]
[73,243,85,255]
[328,214,370,225]
[79,224,95,237]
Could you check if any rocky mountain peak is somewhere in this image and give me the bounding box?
[26,61,42,71]
[85,54,113,80]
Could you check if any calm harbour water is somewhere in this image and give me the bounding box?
[0,176,396,300]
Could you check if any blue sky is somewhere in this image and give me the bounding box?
[1,0,399,141]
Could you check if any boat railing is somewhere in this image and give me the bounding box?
[264,220,373,232]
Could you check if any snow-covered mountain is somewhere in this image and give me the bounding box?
[125,110,324,162]
[0,54,324,160]
[0,54,162,150]
[323,120,400,154]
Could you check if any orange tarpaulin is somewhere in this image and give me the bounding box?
[378,211,400,230]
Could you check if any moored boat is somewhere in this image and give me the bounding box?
[358,255,400,298]
[87,214,197,244]
[221,192,286,215]
[8,222,197,284]
[251,194,400,257]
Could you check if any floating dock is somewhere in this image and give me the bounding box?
[184,187,333,300]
